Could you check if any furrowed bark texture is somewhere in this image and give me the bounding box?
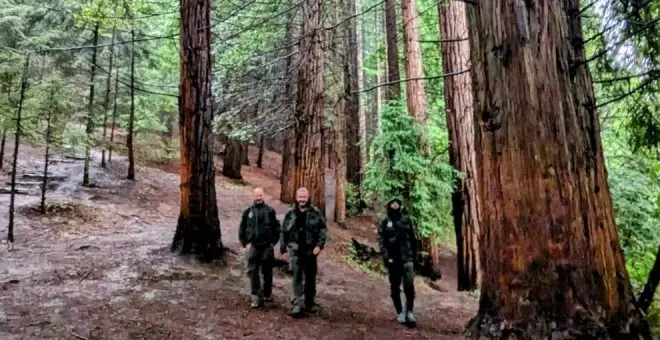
[466,0,649,337]
[333,0,347,226]
[280,6,297,204]
[172,0,223,261]
[401,0,426,122]
[222,138,243,180]
[384,0,401,100]
[345,0,361,187]
[440,0,480,291]
[294,0,325,209]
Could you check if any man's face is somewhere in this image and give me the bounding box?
[296,190,309,207]
[254,189,264,204]
[389,201,400,210]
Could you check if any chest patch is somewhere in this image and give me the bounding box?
[248,211,253,219]
[387,221,393,229]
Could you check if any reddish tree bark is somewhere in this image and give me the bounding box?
[400,0,425,122]
[171,0,223,261]
[293,0,325,209]
[466,0,649,337]
[440,0,480,291]
[384,0,400,100]
[280,3,297,204]
[223,138,243,180]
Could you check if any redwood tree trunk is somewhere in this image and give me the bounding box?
[83,23,100,187]
[281,129,296,203]
[384,0,400,100]
[280,0,297,204]
[256,135,265,168]
[345,0,361,188]
[440,0,480,291]
[127,25,136,180]
[171,0,223,261]
[466,0,649,337]
[400,0,425,122]
[333,0,347,226]
[223,138,243,180]
[294,0,325,208]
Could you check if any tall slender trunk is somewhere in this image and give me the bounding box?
[280,0,297,204]
[355,0,366,183]
[466,0,649,337]
[127,25,136,180]
[0,129,6,169]
[256,135,265,168]
[101,27,116,168]
[440,0,480,291]
[108,70,119,163]
[384,0,400,100]
[171,0,223,261]
[41,105,53,214]
[400,0,426,122]
[83,23,100,186]
[294,0,325,208]
[401,0,436,270]
[345,0,361,188]
[332,0,347,226]
[7,54,30,247]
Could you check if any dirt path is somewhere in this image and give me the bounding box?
[0,142,477,339]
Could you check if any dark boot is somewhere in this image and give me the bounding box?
[289,296,305,317]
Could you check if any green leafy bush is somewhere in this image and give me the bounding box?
[362,100,455,241]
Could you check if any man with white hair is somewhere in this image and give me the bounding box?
[279,187,327,317]
[239,187,281,308]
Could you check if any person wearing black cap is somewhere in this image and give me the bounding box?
[377,198,418,327]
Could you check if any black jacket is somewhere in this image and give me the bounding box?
[239,203,280,248]
[377,200,417,265]
[280,205,327,255]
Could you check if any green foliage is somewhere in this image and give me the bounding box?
[344,182,361,217]
[363,100,455,241]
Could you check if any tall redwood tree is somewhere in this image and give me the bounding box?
[293,0,325,208]
[466,0,649,337]
[439,0,480,291]
[171,0,223,261]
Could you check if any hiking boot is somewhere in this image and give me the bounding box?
[396,312,406,324]
[305,301,320,314]
[263,295,273,303]
[250,295,263,309]
[289,304,304,318]
[405,311,416,328]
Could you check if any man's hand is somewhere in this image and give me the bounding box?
[313,246,321,255]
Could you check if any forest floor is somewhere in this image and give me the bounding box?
[0,139,478,340]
